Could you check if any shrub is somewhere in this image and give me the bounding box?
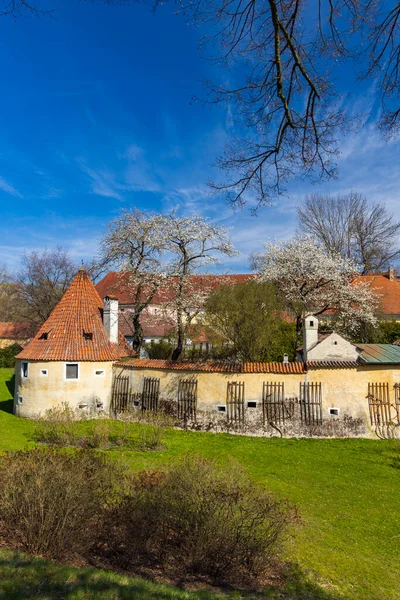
[0,344,23,368]
[143,339,173,360]
[105,456,295,584]
[0,448,114,558]
[32,402,77,445]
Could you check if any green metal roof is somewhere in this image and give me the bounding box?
[356,344,400,364]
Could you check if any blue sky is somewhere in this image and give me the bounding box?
[0,0,399,273]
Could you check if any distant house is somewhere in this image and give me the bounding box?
[96,272,254,349]
[96,268,400,348]
[0,321,36,349]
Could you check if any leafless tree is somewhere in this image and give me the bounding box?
[297,193,400,274]
[0,0,53,18]
[5,0,400,208]
[13,248,78,324]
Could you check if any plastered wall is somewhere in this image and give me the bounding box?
[114,363,400,425]
[14,359,114,418]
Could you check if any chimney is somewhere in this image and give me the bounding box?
[103,295,119,344]
[303,315,318,362]
[389,266,396,281]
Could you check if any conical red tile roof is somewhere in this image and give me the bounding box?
[16,269,130,362]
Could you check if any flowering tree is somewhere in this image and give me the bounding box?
[98,209,170,353]
[164,213,238,360]
[254,237,378,344]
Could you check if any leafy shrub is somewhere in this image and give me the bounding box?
[32,402,77,445]
[0,448,114,558]
[0,344,23,368]
[143,339,173,360]
[104,456,295,584]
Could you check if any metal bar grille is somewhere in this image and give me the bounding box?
[299,382,322,425]
[177,379,198,423]
[394,383,400,424]
[226,381,245,425]
[142,377,160,412]
[368,382,392,426]
[262,382,285,425]
[111,375,141,413]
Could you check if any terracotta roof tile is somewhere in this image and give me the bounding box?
[0,321,37,339]
[116,359,306,374]
[97,271,400,318]
[96,272,256,306]
[353,274,400,316]
[16,269,133,362]
[306,360,359,369]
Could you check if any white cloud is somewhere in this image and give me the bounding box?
[0,176,22,198]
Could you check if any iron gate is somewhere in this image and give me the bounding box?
[262,382,285,425]
[142,377,160,412]
[367,382,400,426]
[178,379,198,422]
[226,381,245,424]
[111,375,141,413]
[299,382,322,425]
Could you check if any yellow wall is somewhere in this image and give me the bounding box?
[114,363,400,425]
[14,359,114,418]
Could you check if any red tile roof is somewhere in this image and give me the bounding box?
[353,274,400,316]
[116,358,361,372]
[116,358,306,374]
[16,269,133,362]
[97,270,400,318]
[0,321,37,339]
[96,272,256,306]
[306,360,359,369]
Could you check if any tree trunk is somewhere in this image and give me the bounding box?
[296,314,302,351]
[131,312,144,356]
[171,308,184,361]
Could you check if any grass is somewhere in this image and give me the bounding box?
[0,368,399,599]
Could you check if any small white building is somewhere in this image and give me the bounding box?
[14,268,132,418]
[298,315,359,363]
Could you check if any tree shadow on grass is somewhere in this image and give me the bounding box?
[0,552,349,600]
[0,373,15,414]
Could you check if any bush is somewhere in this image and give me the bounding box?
[0,448,114,558]
[104,456,295,584]
[143,339,173,360]
[0,344,23,368]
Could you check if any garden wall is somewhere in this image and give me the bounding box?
[113,359,400,437]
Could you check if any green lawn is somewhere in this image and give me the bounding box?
[0,368,399,600]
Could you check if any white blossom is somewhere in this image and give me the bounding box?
[254,236,379,339]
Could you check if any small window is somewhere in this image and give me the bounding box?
[94,369,105,376]
[21,362,29,378]
[329,407,340,416]
[217,405,226,413]
[247,401,257,408]
[83,331,93,341]
[333,340,338,345]
[40,369,48,376]
[65,363,79,380]
[309,320,314,327]
[133,399,140,407]
[39,332,48,340]
[18,395,23,404]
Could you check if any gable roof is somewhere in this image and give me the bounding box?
[16,269,131,362]
[96,272,256,306]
